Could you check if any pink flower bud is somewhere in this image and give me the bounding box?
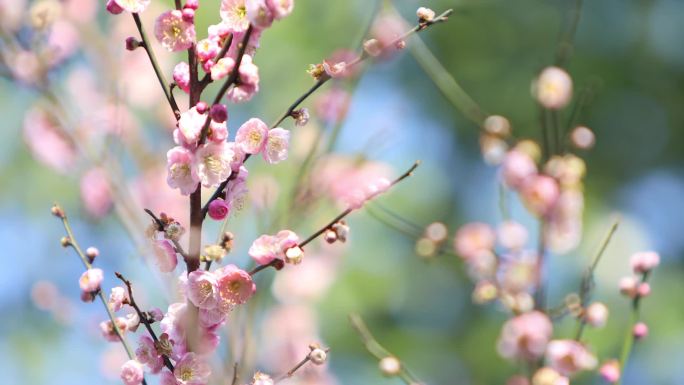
[79,268,104,292]
[149,307,164,322]
[106,0,124,14]
[630,251,660,274]
[173,62,191,93]
[599,360,620,383]
[185,0,199,10]
[125,37,141,51]
[633,322,648,339]
[637,282,651,297]
[208,198,230,220]
[181,7,194,22]
[210,104,228,123]
[619,276,638,298]
[416,7,436,22]
[86,246,99,263]
[120,360,144,385]
[585,302,609,328]
[195,101,208,114]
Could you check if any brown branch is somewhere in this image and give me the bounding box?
[115,272,175,372]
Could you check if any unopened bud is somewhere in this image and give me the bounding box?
[379,356,402,376]
[395,40,406,50]
[210,104,228,123]
[415,237,437,259]
[637,282,651,297]
[195,101,208,114]
[51,204,65,218]
[331,221,349,242]
[125,37,142,51]
[309,348,327,365]
[181,7,194,22]
[416,7,436,23]
[633,322,648,339]
[584,302,608,328]
[285,246,303,265]
[86,247,99,264]
[60,236,71,248]
[184,0,199,10]
[324,229,338,244]
[363,39,383,57]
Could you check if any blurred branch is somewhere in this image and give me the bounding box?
[555,0,584,68]
[53,204,145,384]
[616,270,651,385]
[349,313,422,384]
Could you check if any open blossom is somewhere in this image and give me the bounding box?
[247,0,274,28]
[108,286,127,312]
[226,55,260,102]
[520,174,560,217]
[173,62,191,93]
[174,352,211,385]
[266,0,293,20]
[454,223,495,260]
[252,372,274,385]
[154,10,196,52]
[249,234,279,265]
[195,142,234,187]
[109,0,150,13]
[497,221,528,250]
[263,128,290,164]
[501,150,537,189]
[220,0,249,32]
[186,270,219,310]
[199,307,226,328]
[545,340,597,376]
[166,146,199,195]
[216,264,256,311]
[79,268,104,292]
[120,360,144,385]
[136,335,163,373]
[534,66,573,109]
[177,106,207,146]
[196,38,220,62]
[498,311,553,361]
[236,118,268,154]
[630,251,660,274]
[210,57,235,81]
[100,317,128,342]
[153,239,178,273]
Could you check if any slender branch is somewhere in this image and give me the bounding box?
[555,0,584,68]
[616,271,651,385]
[131,13,180,120]
[274,346,329,383]
[230,362,239,385]
[115,272,175,372]
[53,205,145,384]
[349,313,421,384]
[574,219,620,340]
[249,161,420,276]
[534,220,547,311]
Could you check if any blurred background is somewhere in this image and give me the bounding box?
[1,0,683,384]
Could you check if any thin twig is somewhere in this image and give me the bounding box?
[616,271,651,385]
[115,272,175,372]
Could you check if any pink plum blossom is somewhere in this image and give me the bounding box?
[497,221,528,250]
[633,322,648,339]
[120,360,144,385]
[599,360,620,383]
[497,311,553,361]
[186,270,219,310]
[106,0,124,14]
[79,268,104,292]
[153,239,178,273]
[585,302,609,328]
[154,10,196,52]
[454,223,495,260]
[195,142,234,187]
[545,340,597,376]
[108,286,127,312]
[263,128,290,164]
[249,234,279,265]
[100,317,128,342]
[501,150,537,189]
[196,38,220,62]
[630,251,660,274]
[136,335,163,373]
[174,352,211,385]
[173,62,191,93]
[520,174,560,217]
[159,369,177,385]
[216,264,256,311]
[208,119,229,143]
[210,57,235,81]
[265,0,294,20]
[236,118,269,154]
[110,0,150,14]
[247,0,274,29]
[208,198,231,220]
[226,55,260,103]
[177,106,207,146]
[619,276,638,298]
[534,66,573,109]
[199,307,226,328]
[80,168,113,218]
[166,146,199,195]
[220,0,250,32]
[252,372,274,385]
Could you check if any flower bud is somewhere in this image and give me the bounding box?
[533,66,573,109]
[51,204,65,218]
[379,356,401,376]
[630,251,660,274]
[60,236,71,248]
[484,115,512,137]
[599,360,620,383]
[195,101,209,114]
[148,307,164,322]
[181,7,194,22]
[309,348,327,365]
[637,282,651,297]
[570,126,595,150]
[210,104,228,123]
[633,322,648,339]
[208,198,230,220]
[425,222,448,243]
[106,0,124,14]
[619,276,638,298]
[86,247,99,264]
[125,37,141,51]
[332,221,349,242]
[324,229,338,244]
[415,237,437,259]
[184,0,199,10]
[416,7,435,23]
[395,40,406,50]
[584,302,609,328]
[363,39,383,57]
[285,246,303,265]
